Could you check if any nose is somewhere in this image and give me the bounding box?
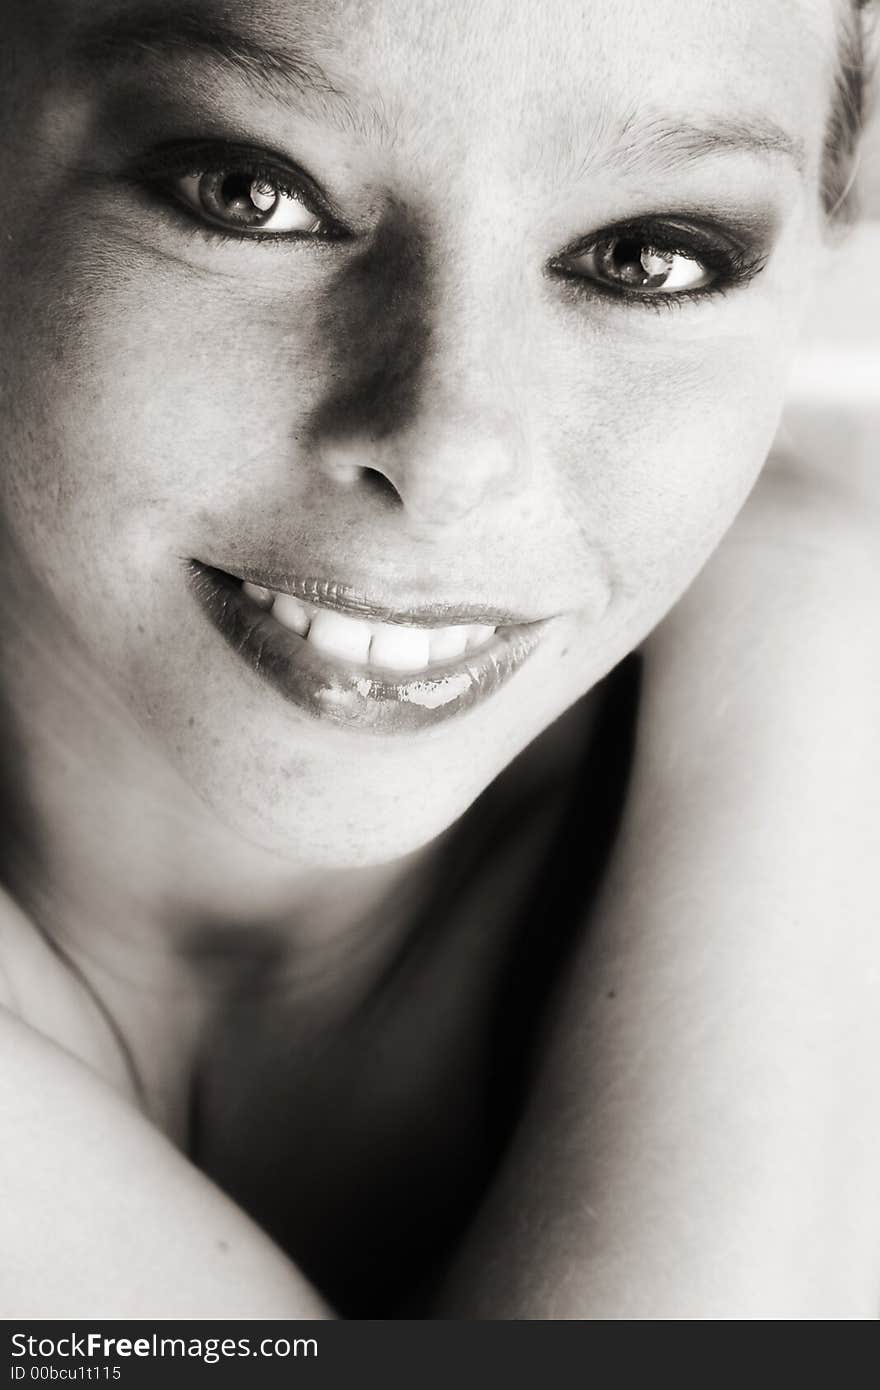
[305,215,529,529]
[322,386,527,528]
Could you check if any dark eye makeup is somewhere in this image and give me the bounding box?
[128,139,351,242]
[125,138,772,307]
[549,215,770,309]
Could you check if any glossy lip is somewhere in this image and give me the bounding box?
[188,562,549,734]
[226,562,543,628]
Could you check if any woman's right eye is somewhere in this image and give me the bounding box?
[135,144,340,239]
[172,167,326,236]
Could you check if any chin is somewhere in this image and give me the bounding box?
[165,710,514,872]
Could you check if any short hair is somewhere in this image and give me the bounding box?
[824,0,877,217]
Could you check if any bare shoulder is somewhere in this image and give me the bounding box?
[0,888,138,1092]
[429,437,880,1321]
[642,438,879,839]
[0,909,330,1317]
[0,1003,331,1317]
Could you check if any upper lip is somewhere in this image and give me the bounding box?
[193,561,547,629]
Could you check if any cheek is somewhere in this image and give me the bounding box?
[0,240,332,590]
[547,315,799,635]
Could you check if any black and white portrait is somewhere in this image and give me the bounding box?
[0,0,877,1326]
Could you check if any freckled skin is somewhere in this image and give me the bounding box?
[0,0,835,897]
[0,0,856,1319]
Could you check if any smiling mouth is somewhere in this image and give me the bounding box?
[188,562,548,734]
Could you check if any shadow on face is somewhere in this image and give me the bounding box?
[305,202,434,460]
[0,0,843,872]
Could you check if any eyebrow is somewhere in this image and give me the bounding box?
[595,109,808,178]
[69,3,393,144]
[70,5,807,179]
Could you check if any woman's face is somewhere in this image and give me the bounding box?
[0,0,837,866]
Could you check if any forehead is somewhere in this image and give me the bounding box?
[24,0,837,178]
[319,0,835,107]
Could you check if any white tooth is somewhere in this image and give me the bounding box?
[242,581,274,610]
[307,609,372,664]
[428,625,469,663]
[272,592,311,637]
[369,622,431,673]
[465,623,496,652]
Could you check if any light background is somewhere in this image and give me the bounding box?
[781,85,879,470]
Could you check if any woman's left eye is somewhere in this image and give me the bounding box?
[561,231,713,295]
[172,167,325,236]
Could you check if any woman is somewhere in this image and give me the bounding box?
[0,0,877,1317]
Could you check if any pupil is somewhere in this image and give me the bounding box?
[214,173,277,225]
[609,238,645,285]
[611,237,667,286]
[220,174,255,211]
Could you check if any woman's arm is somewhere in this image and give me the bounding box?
[431,449,880,1319]
[0,1002,333,1317]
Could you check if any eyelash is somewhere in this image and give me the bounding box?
[550,217,768,311]
[129,139,349,245]
[128,141,768,308]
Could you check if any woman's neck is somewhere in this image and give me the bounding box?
[2,655,437,1138]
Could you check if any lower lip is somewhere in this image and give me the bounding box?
[188,564,547,734]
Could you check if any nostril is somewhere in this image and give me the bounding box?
[358,465,404,509]
[318,443,403,507]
